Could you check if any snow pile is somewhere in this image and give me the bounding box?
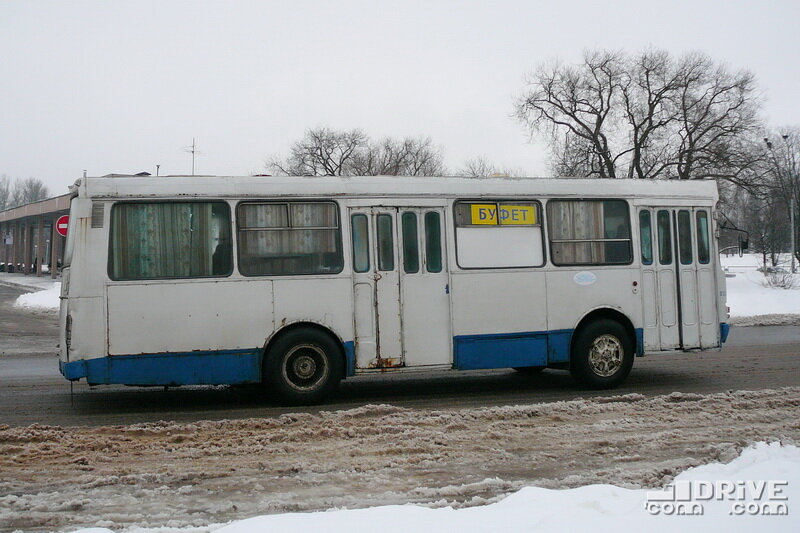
[74,442,799,533]
[12,282,60,311]
[720,254,800,323]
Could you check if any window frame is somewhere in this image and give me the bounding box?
[351,213,370,273]
[452,199,546,270]
[424,210,443,273]
[235,199,344,277]
[639,209,654,266]
[107,200,234,281]
[546,198,633,267]
[696,210,711,265]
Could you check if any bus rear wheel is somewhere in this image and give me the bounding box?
[569,319,634,389]
[264,328,343,405]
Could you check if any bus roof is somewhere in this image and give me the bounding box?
[75,175,719,201]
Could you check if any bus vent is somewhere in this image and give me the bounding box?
[91,202,105,228]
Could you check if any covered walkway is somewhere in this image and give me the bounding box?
[0,194,71,279]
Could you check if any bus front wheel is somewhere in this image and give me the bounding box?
[264,328,343,405]
[569,319,634,389]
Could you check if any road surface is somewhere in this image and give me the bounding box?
[1,283,799,427]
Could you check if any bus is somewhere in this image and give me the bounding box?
[58,175,729,404]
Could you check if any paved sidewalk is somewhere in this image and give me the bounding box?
[0,272,59,291]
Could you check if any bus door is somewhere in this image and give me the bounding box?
[349,208,451,369]
[641,207,716,351]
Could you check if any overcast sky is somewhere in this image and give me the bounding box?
[1,0,798,194]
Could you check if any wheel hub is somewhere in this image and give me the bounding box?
[282,344,329,391]
[292,354,317,380]
[588,334,623,377]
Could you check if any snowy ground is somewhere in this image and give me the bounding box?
[78,442,800,533]
[720,254,800,325]
[2,387,798,532]
[12,282,60,312]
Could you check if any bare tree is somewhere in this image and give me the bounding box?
[2,177,50,208]
[350,136,445,176]
[458,156,523,178]
[268,128,368,176]
[515,48,763,184]
[762,128,800,263]
[268,129,445,177]
[0,175,11,211]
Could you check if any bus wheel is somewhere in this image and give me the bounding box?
[513,366,545,375]
[264,328,343,405]
[569,319,634,389]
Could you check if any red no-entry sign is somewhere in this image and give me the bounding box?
[56,215,69,237]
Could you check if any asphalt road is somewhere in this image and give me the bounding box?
[1,283,799,427]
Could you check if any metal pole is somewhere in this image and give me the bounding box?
[792,199,797,274]
[50,219,58,279]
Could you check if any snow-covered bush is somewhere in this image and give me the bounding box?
[764,270,800,289]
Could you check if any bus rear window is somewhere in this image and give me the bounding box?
[237,202,343,276]
[109,202,232,280]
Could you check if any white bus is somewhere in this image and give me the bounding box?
[59,175,729,404]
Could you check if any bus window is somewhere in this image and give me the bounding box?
[237,201,343,276]
[377,214,394,271]
[424,211,442,273]
[351,214,370,273]
[547,200,631,265]
[678,210,693,265]
[454,201,543,268]
[109,201,232,280]
[657,210,672,265]
[401,212,419,273]
[639,210,653,265]
[696,210,710,264]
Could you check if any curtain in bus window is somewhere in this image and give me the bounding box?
[110,202,231,280]
[237,202,343,276]
[547,200,631,265]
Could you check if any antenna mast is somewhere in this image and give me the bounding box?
[184,138,199,176]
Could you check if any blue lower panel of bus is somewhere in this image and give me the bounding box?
[60,349,263,386]
[61,341,358,385]
[454,330,571,370]
[454,328,645,370]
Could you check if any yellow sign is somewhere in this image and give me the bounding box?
[469,204,537,225]
[470,204,499,225]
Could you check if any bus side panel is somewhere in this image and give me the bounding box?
[107,280,274,355]
[450,271,548,369]
[545,268,643,352]
[271,276,354,349]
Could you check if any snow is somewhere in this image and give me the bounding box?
[72,442,799,533]
[11,282,60,311]
[5,387,796,532]
[720,254,800,321]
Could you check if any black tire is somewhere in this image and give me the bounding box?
[569,319,634,389]
[263,327,343,405]
[513,366,546,375]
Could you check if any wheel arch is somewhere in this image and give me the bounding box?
[262,321,350,380]
[570,307,641,359]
